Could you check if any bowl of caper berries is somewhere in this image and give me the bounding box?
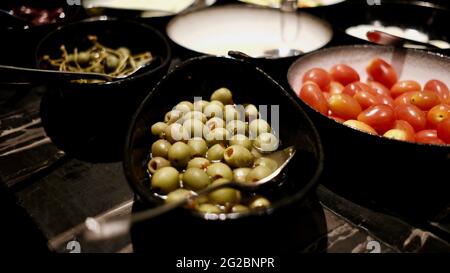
[124,56,325,254]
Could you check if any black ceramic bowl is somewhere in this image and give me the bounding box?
[324,0,450,51]
[35,18,171,160]
[123,56,325,254]
[287,45,450,220]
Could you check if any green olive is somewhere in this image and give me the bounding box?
[205,117,225,132]
[251,147,263,159]
[223,145,254,168]
[254,157,278,172]
[254,133,279,152]
[205,127,230,146]
[246,165,273,183]
[151,166,180,194]
[208,178,241,205]
[164,123,189,143]
[187,138,208,157]
[105,55,119,71]
[151,139,171,158]
[193,100,209,112]
[165,189,192,204]
[226,120,248,135]
[182,118,204,138]
[77,52,90,65]
[175,101,194,114]
[211,87,233,105]
[231,204,249,213]
[151,122,168,138]
[182,111,207,123]
[210,100,224,108]
[147,156,171,174]
[168,142,192,169]
[182,167,211,190]
[197,203,221,214]
[203,103,223,119]
[206,143,225,161]
[249,196,271,209]
[249,119,271,138]
[224,105,241,122]
[187,157,210,170]
[233,167,252,183]
[229,134,253,150]
[164,110,183,124]
[245,104,259,121]
[206,162,233,180]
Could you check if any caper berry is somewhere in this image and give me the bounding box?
[187,157,210,170]
[204,102,223,119]
[187,138,208,157]
[208,178,241,205]
[226,120,248,135]
[254,157,278,172]
[254,132,279,152]
[168,142,192,169]
[164,123,189,143]
[224,105,240,122]
[164,110,183,124]
[197,203,221,214]
[211,87,233,105]
[151,122,168,138]
[175,101,194,114]
[182,118,204,138]
[165,188,192,204]
[249,119,271,138]
[246,165,273,183]
[223,145,254,168]
[151,166,180,194]
[249,196,271,209]
[206,143,225,161]
[182,167,211,190]
[233,167,252,183]
[206,162,233,180]
[229,134,253,150]
[147,157,171,174]
[151,139,172,158]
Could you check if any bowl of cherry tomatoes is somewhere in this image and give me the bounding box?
[287,45,450,219]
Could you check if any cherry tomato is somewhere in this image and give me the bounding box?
[354,90,379,109]
[328,93,362,120]
[366,58,398,89]
[390,80,421,98]
[384,129,414,142]
[437,117,450,144]
[393,120,415,135]
[410,91,441,111]
[424,79,450,102]
[357,105,396,134]
[330,115,345,123]
[367,81,391,97]
[302,68,331,91]
[394,104,427,132]
[394,91,417,106]
[415,129,445,145]
[322,92,330,100]
[326,81,345,95]
[329,64,360,86]
[299,82,329,115]
[343,120,377,135]
[343,82,374,97]
[426,104,450,129]
[377,95,395,108]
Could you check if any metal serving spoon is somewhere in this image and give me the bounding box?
[366,30,445,50]
[0,61,152,84]
[83,146,296,241]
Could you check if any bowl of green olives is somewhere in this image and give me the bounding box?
[124,56,325,253]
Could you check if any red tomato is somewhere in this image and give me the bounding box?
[354,90,379,109]
[427,104,450,128]
[357,105,396,134]
[330,115,345,123]
[410,91,441,111]
[328,93,362,120]
[394,104,427,132]
[343,82,375,97]
[415,129,445,145]
[384,129,414,142]
[366,58,398,89]
[377,95,395,108]
[424,79,450,102]
[302,68,331,91]
[322,92,331,100]
[394,91,417,106]
[367,81,391,97]
[437,117,450,144]
[329,64,360,86]
[390,80,421,98]
[326,81,345,95]
[343,120,378,135]
[393,120,415,135]
[299,83,329,115]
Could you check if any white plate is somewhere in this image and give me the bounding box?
[167,4,332,58]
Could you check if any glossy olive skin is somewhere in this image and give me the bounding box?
[165,188,192,203]
[224,105,241,122]
[254,157,278,172]
[164,123,189,143]
[231,204,249,213]
[233,167,252,183]
[223,145,254,168]
[164,110,183,124]
[204,103,223,119]
[254,133,279,152]
[249,119,271,138]
[151,139,172,158]
[168,142,192,169]
[245,104,259,121]
[206,162,233,180]
[205,127,230,147]
[197,203,222,213]
[249,196,271,209]
[151,166,180,194]
[206,143,225,161]
[246,166,273,183]
[227,120,248,135]
[175,101,194,114]
[187,138,208,157]
[182,167,211,190]
[211,87,233,105]
[229,134,253,150]
[208,178,242,206]
[183,119,205,138]
[147,157,171,174]
[187,157,211,170]
[151,122,168,138]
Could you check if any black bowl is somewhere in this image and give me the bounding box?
[323,0,450,52]
[123,56,325,253]
[287,45,450,220]
[35,18,171,160]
